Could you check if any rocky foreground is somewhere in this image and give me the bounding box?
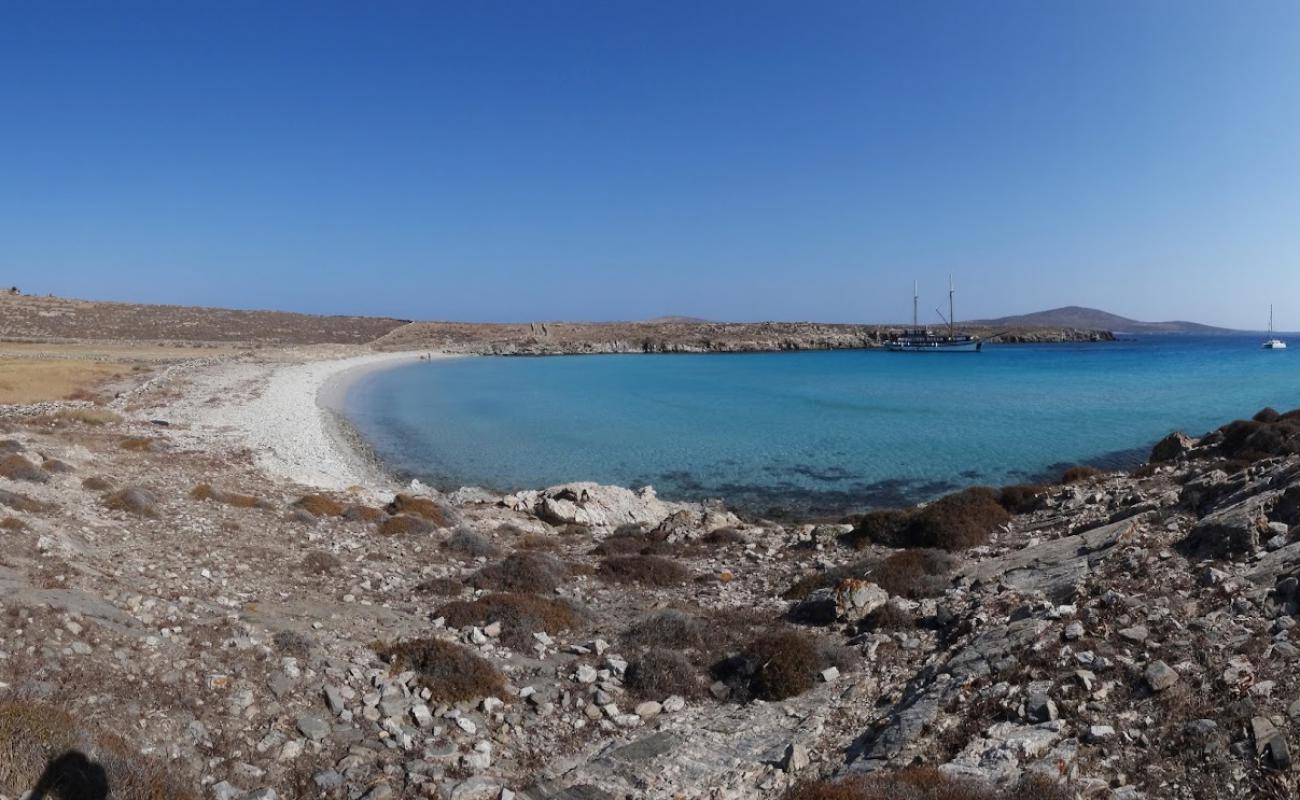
[1,364,1297,799]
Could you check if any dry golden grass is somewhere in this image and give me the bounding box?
[0,358,128,404]
[189,484,265,508]
[295,493,347,518]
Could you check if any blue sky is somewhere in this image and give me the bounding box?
[2,1,1298,328]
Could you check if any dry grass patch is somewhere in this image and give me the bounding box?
[379,638,507,703]
[0,700,198,799]
[81,475,113,491]
[436,592,584,650]
[118,436,159,452]
[0,516,25,531]
[997,484,1047,514]
[103,487,159,517]
[597,555,691,587]
[623,609,706,650]
[0,359,128,404]
[714,629,856,702]
[40,458,74,474]
[343,504,386,522]
[53,407,123,427]
[469,553,567,594]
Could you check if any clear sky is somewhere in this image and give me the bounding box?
[2,1,1299,328]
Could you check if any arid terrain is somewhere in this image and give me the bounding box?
[0,334,1298,800]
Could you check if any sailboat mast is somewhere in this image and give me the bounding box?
[913,281,918,329]
[948,276,955,339]
[1270,305,1275,335]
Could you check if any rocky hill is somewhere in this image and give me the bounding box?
[0,355,1296,798]
[0,293,411,345]
[974,306,1235,336]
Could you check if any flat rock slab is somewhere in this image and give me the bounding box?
[961,518,1138,602]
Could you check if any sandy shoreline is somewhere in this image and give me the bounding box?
[162,348,457,493]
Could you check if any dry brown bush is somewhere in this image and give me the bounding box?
[189,484,265,508]
[514,533,559,551]
[0,454,48,482]
[0,700,199,799]
[0,440,24,454]
[469,553,566,594]
[295,493,347,517]
[846,488,1009,551]
[444,527,501,558]
[0,517,25,531]
[625,650,702,699]
[413,577,466,596]
[81,475,113,491]
[435,592,584,650]
[118,436,158,452]
[623,609,706,650]
[597,555,691,587]
[861,603,917,631]
[302,550,342,575]
[842,508,910,550]
[701,527,747,545]
[784,767,1070,800]
[385,493,451,525]
[997,484,1047,514]
[0,488,47,513]
[872,549,954,599]
[343,504,386,522]
[1060,465,1103,484]
[592,528,673,556]
[714,629,853,702]
[782,561,869,601]
[379,638,507,703]
[378,514,435,536]
[103,487,159,517]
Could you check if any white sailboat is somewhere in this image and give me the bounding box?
[1263,305,1287,350]
[884,277,982,352]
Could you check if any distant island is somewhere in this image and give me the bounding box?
[973,305,1240,335]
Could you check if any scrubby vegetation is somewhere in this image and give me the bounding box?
[623,609,706,650]
[413,577,466,596]
[81,475,113,491]
[783,768,1070,800]
[385,493,452,525]
[625,650,702,699]
[294,493,347,518]
[1213,408,1300,462]
[597,555,692,586]
[444,527,502,558]
[714,629,853,702]
[847,487,1009,551]
[103,487,159,517]
[1060,465,1103,484]
[591,525,673,556]
[118,436,159,452]
[0,454,48,482]
[469,552,567,594]
[0,700,198,799]
[436,592,584,650]
[377,514,434,536]
[997,484,1046,514]
[379,638,507,703]
[301,550,342,575]
[871,549,954,598]
[190,483,265,508]
[782,561,869,601]
[343,504,386,522]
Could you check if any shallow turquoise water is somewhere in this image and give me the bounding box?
[344,336,1300,514]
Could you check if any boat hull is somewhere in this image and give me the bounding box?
[884,339,982,353]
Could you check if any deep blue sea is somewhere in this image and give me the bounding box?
[343,336,1300,515]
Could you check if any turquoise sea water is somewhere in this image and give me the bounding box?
[344,336,1300,515]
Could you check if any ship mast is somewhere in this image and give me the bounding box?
[913,281,918,329]
[1270,304,1275,335]
[948,275,955,339]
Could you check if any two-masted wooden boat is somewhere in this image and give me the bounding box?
[884,278,982,353]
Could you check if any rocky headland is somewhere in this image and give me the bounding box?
[0,345,1296,800]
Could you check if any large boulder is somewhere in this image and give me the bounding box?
[1150,431,1196,463]
[790,579,888,625]
[1181,497,1270,559]
[508,482,678,530]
